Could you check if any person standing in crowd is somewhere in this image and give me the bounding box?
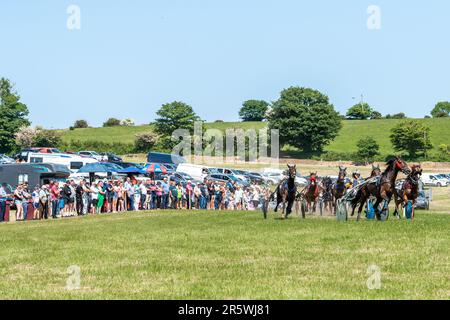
[69,180,76,214]
[96,181,106,214]
[49,180,60,219]
[0,183,12,222]
[82,181,91,215]
[161,177,170,209]
[90,182,99,214]
[21,182,31,220]
[200,183,208,210]
[125,178,134,211]
[14,184,24,220]
[39,185,49,219]
[75,180,84,215]
[112,181,119,213]
[61,181,72,217]
[155,182,162,209]
[234,185,243,210]
[168,181,177,209]
[176,183,183,209]
[139,181,147,210]
[32,186,41,220]
[133,181,140,211]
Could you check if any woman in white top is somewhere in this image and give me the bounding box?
[90,183,99,214]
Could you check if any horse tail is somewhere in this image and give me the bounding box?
[270,185,279,201]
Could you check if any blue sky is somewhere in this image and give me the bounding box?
[0,0,449,128]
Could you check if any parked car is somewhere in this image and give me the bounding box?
[205,173,250,187]
[435,174,450,184]
[261,172,284,185]
[168,172,201,185]
[415,191,430,210]
[78,151,108,162]
[210,168,248,182]
[421,173,448,187]
[100,152,122,162]
[0,154,15,164]
[176,163,211,181]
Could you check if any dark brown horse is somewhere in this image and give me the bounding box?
[393,164,422,217]
[372,157,411,220]
[303,172,320,213]
[332,166,347,214]
[351,164,382,220]
[320,176,334,213]
[274,164,297,219]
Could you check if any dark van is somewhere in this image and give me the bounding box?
[147,152,186,165]
[0,164,71,189]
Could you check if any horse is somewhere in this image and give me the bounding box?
[372,157,411,220]
[302,172,320,213]
[393,164,422,217]
[351,164,382,220]
[273,164,297,219]
[320,176,334,213]
[332,166,347,214]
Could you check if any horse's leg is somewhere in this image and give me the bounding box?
[356,194,368,221]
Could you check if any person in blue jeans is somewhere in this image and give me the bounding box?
[161,178,170,209]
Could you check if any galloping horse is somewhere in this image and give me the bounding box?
[303,172,320,213]
[320,176,334,213]
[393,164,422,217]
[351,164,382,220]
[273,164,297,219]
[332,166,347,214]
[371,157,411,220]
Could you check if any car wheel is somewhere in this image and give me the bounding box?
[437,183,442,187]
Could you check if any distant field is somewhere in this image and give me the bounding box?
[59,118,450,157]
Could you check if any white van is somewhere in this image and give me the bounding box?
[21,152,98,173]
[421,173,448,187]
[176,163,210,181]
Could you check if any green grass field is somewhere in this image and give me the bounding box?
[59,118,450,157]
[1,207,448,299]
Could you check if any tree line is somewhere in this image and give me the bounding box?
[1,77,449,162]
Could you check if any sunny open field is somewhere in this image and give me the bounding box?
[0,189,449,300]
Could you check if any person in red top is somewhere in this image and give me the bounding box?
[50,181,60,219]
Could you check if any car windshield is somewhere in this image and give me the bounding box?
[179,172,193,180]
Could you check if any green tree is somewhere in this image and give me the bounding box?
[103,118,121,127]
[370,111,383,119]
[346,103,373,120]
[390,120,433,158]
[33,130,62,148]
[154,101,201,137]
[268,87,342,152]
[392,113,407,119]
[431,101,450,118]
[73,119,89,128]
[134,132,159,152]
[239,100,269,121]
[356,136,380,164]
[0,78,30,153]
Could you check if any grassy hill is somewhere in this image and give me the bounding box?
[59,118,450,158]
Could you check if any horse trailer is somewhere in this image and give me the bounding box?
[0,163,71,189]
